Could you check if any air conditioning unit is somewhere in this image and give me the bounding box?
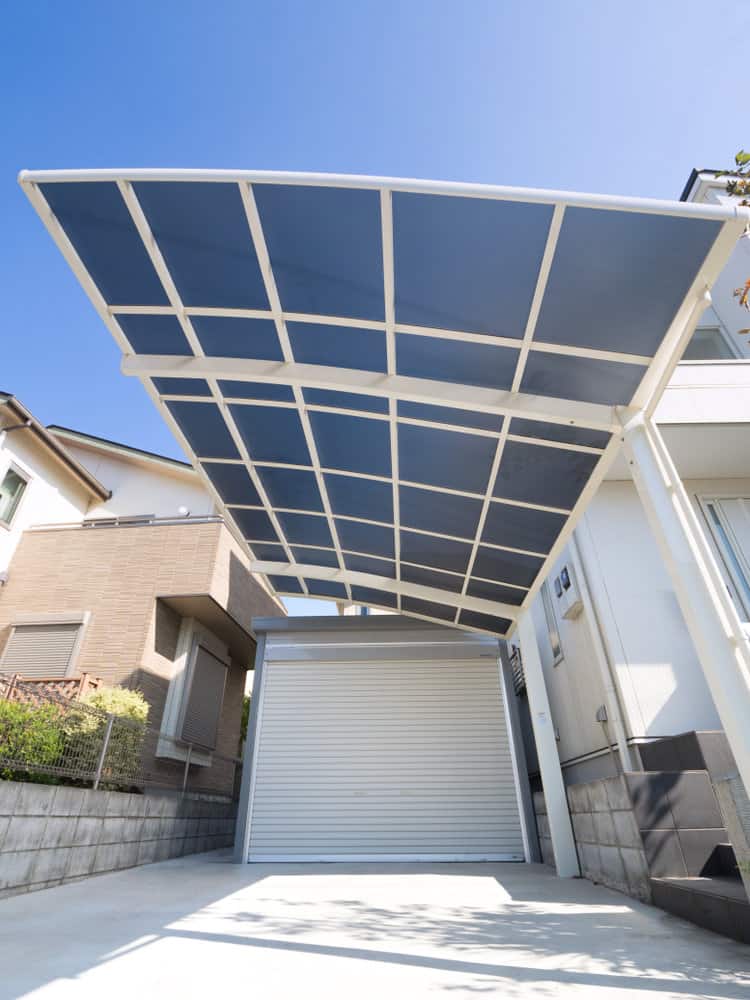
[553,563,584,620]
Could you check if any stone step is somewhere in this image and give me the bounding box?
[650,876,750,944]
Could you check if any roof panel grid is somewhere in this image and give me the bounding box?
[288,322,387,373]
[118,315,193,355]
[165,401,239,460]
[133,181,269,310]
[230,405,311,465]
[310,411,391,477]
[398,423,496,494]
[25,169,742,637]
[192,316,283,361]
[493,441,600,511]
[324,473,393,523]
[392,191,553,335]
[39,181,169,306]
[533,207,721,357]
[258,467,324,513]
[335,520,395,560]
[202,462,262,506]
[396,334,519,391]
[520,352,647,407]
[253,183,385,320]
[291,546,340,568]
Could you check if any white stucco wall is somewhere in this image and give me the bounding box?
[0,427,91,573]
[533,471,750,775]
[60,440,215,520]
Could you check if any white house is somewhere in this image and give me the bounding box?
[517,170,750,786]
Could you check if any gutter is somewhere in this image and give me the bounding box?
[0,394,111,502]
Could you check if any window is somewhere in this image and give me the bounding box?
[179,644,228,751]
[0,466,28,526]
[701,498,750,621]
[541,581,564,664]
[157,616,230,762]
[681,326,738,361]
[0,621,83,678]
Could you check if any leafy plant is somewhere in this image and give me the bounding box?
[0,701,64,781]
[240,694,251,747]
[66,685,150,787]
[81,686,149,723]
[718,151,750,333]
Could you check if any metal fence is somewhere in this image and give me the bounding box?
[0,673,242,796]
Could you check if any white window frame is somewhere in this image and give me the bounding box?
[697,495,750,622]
[157,616,230,766]
[0,461,30,530]
[0,611,90,678]
[680,323,742,363]
[541,580,564,666]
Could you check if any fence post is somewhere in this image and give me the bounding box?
[181,744,193,798]
[93,714,115,790]
[6,673,18,702]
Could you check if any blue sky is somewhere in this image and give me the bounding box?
[3,0,748,614]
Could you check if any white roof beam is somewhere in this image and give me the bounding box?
[121,354,623,432]
[249,562,519,621]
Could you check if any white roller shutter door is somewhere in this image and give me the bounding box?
[246,631,525,862]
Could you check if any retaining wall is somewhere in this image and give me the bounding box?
[534,774,651,901]
[0,779,236,899]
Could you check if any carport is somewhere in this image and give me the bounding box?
[20,168,750,876]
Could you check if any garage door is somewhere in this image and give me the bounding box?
[245,627,526,862]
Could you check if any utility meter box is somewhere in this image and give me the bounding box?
[553,563,584,620]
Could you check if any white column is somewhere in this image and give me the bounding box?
[622,413,750,797]
[517,608,580,877]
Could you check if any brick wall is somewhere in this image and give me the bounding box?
[0,521,279,793]
[0,779,237,900]
[0,521,222,687]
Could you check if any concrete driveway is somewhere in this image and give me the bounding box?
[1,852,748,999]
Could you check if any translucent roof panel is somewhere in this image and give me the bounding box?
[253,184,384,320]
[392,192,552,334]
[134,182,269,310]
[24,168,745,637]
[192,317,283,361]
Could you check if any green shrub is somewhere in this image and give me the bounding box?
[66,686,150,788]
[0,701,64,782]
[81,686,150,723]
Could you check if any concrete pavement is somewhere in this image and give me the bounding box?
[1,851,748,999]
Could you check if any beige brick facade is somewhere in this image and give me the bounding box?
[0,521,280,793]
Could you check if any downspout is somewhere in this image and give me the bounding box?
[569,529,635,773]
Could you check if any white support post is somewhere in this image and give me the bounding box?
[622,413,750,797]
[516,608,580,877]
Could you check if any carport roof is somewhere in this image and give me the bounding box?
[20,169,748,636]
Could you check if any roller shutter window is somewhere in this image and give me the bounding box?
[180,644,228,751]
[0,622,81,678]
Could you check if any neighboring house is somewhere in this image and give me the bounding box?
[514,169,750,786]
[0,395,282,794]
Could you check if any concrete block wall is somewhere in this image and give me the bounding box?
[534,775,651,902]
[0,779,236,899]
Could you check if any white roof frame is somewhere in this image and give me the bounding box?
[20,168,749,637]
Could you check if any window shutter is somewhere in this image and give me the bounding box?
[0,623,81,678]
[180,645,228,751]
